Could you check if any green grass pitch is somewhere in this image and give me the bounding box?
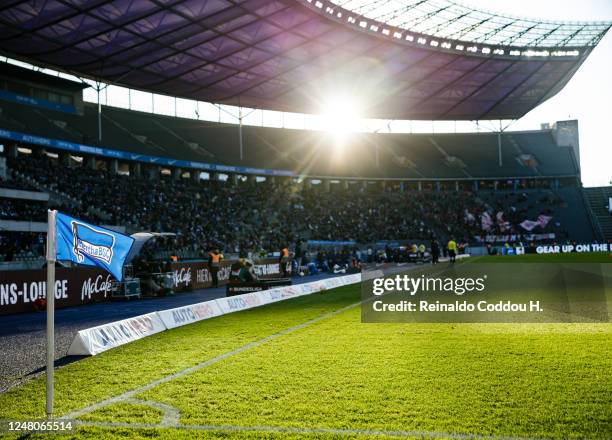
[0,253,610,439]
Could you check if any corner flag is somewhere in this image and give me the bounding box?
[55,212,134,281]
[45,211,134,418]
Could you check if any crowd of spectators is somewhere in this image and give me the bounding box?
[0,198,47,221]
[1,152,569,262]
[0,231,45,262]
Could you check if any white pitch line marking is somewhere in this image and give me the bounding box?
[123,398,180,427]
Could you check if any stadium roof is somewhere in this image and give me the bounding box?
[0,0,609,120]
[334,1,610,48]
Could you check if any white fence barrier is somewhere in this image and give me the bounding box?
[68,273,362,356]
[67,312,166,356]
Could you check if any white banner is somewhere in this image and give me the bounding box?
[68,312,166,356]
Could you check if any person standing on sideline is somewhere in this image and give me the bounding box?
[430,239,440,265]
[279,245,290,278]
[208,248,223,287]
[447,238,457,264]
[418,243,426,259]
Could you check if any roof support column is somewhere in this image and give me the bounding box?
[86,156,97,170]
[147,165,160,181]
[7,144,18,159]
[96,83,103,145]
[109,159,119,174]
[498,125,503,167]
[173,167,181,181]
[191,170,201,183]
[239,107,244,161]
[57,151,68,166]
[130,162,141,179]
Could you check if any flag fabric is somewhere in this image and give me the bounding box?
[520,215,553,232]
[481,211,493,231]
[496,211,510,232]
[55,212,134,281]
[520,219,540,231]
[537,215,552,228]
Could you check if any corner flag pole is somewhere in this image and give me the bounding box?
[46,209,57,418]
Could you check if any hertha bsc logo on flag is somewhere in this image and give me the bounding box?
[55,212,134,281]
[71,221,115,264]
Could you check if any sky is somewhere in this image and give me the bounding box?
[463,0,612,187]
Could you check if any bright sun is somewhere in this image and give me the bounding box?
[320,96,362,135]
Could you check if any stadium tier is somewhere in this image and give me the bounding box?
[0,98,580,179]
[0,146,597,263]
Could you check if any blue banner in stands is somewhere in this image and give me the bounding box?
[55,212,134,281]
[0,89,77,114]
[0,128,296,177]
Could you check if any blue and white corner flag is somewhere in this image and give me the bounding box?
[55,212,134,281]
